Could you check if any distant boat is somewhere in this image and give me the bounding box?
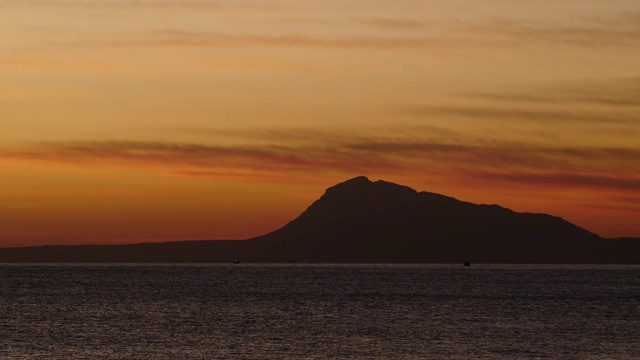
[234,259,240,264]
[464,261,471,266]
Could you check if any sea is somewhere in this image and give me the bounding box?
[1,264,639,359]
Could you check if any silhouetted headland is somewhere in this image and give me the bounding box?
[1,176,639,263]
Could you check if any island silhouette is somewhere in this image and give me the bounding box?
[1,176,638,263]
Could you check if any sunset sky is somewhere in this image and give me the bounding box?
[1,0,639,246]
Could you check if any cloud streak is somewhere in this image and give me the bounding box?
[468,12,640,49]
[0,140,400,174]
[355,17,426,30]
[0,0,271,10]
[2,133,639,193]
[404,105,639,124]
[100,30,481,50]
[466,77,640,107]
[455,169,640,191]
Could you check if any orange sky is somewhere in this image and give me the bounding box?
[1,0,640,246]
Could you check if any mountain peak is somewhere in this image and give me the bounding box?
[289,177,420,226]
[328,176,371,189]
[322,176,417,202]
[347,175,371,183]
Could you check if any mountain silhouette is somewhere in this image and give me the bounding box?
[1,176,638,263]
[245,176,634,263]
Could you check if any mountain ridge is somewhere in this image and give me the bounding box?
[246,176,607,263]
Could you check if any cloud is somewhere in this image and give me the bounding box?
[466,77,640,107]
[126,21,640,50]
[454,169,640,191]
[344,139,640,174]
[163,125,461,145]
[586,193,640,213]
[101,29,469,50]
[355,17,426,30]
[7,2,640,54]
[2,131,639,193]
[468,14,640,48]
[194,59,316,74]
[583,203,640,214]
[508,25,640,48]
[169,170,326,185]
[0,0,264,10]
[403,105,638,124]
[0,140,400,174]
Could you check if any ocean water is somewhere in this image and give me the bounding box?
[0,264,639,359]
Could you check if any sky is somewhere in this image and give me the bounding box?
[1,0,639,246]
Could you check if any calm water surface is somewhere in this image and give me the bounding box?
[1,264,639,359]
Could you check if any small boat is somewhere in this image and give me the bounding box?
[233,259,240,264]
[464,261,471,266]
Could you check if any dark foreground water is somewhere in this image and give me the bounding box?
[1,264,639,359]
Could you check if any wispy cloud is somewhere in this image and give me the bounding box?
[355,17,426,30]
[454,169,640,191]
[0,140,400,174]
[7,2,640,54]
[194,59,316,73]
[466,77,640,107]
[468,12,640,49]
[403,104,638,124]
[169,170,324,185]
[0,0,273,10]
[587,194,640,213]
[100,29,476,50]
[2,132,639,192]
